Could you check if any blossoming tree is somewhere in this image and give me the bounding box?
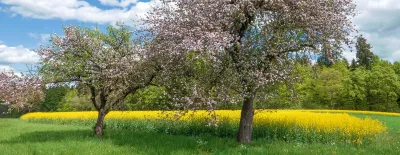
[37,24,160,136]
[0,71,44,112]
[145,0,356,143]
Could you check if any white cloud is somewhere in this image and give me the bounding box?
[352,0,400,61]
[0,66,23,76]
[0,44,39,64]
[40,34,51,43]
[342,51,356,62]
[0,0,158,24]
[0,6,8,13]
[28,33,51,43]
[0,65,14,72]
[99,0,138,8]
[28,32,38,39]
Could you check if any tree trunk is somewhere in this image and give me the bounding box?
[237,95,255,143]
[94,108,106,136]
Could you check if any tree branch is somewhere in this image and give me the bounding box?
[90,86,100,110]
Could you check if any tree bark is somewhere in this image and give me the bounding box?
[94,107,106,136]
[237,95,255,143]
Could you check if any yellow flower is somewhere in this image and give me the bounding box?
[21,109,388,143]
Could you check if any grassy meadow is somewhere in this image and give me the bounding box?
[0,110,399,154]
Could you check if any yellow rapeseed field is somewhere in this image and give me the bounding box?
[21,110,387,143]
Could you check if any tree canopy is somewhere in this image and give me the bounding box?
[37,24,160,136]
[145,0,356,143]
[0,71,44,112]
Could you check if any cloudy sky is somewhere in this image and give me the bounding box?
[0,0,398,73]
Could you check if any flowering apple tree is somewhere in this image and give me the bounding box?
[37,24,160,136]
[145,0,356,143]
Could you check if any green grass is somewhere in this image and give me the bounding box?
[0,114,399,155]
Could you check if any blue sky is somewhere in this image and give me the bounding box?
[1,0,400,73]
[0,0,154,73]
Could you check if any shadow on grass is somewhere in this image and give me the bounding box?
[2,130,92,143]
[1,129,242,154]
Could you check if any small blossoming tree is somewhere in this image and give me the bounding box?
[37,24,160,136]
[0,71,44,112]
